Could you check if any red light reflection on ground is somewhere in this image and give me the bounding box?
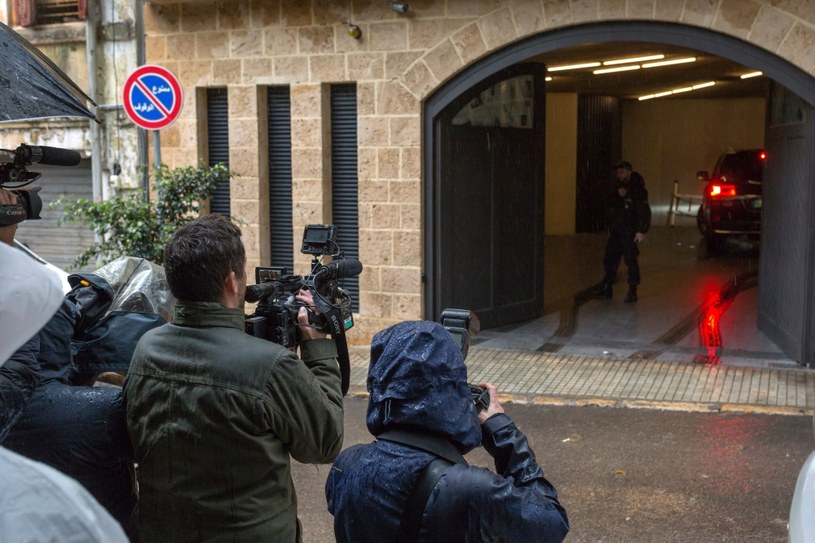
[693,276,745,365]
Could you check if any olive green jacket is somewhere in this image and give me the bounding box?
[123,301,344,543]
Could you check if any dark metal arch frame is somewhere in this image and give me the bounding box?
[422,20,815,320]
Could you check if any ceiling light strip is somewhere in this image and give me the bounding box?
[642,57,696,68]
[593,65,641,74]
[602,54,665,66]
[547,62,601,72]
[638,81,716,101]
[740,71,763,79]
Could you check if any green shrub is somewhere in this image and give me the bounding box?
[56,162,232,268]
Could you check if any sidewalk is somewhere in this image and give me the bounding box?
[346,346,815,416]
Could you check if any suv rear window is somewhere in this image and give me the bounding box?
[713,150,764,182]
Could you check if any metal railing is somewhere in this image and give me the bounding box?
[667,179,702,227]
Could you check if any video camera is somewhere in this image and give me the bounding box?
[440,307,490,412]
[0,144,81,227]
[245,224,362,395]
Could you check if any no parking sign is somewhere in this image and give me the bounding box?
[123,65,183,130]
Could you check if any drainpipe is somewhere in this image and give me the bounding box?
[86,1,102,201]
[135,0,149,200]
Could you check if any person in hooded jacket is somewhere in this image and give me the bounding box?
[0,237,129,543]
[325,320,570,543]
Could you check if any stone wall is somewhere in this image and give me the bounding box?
[143,0,815,344]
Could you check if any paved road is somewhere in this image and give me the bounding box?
[293,397,813,543]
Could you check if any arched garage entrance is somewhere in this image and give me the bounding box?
[423,21,815,365]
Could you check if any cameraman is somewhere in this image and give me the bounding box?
[123,214,344,542]
[325,320,569,543]
[0,187,18,244]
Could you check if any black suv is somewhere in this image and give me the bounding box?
[696,148,765,254]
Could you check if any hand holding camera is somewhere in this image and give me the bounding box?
[475,383,504,424]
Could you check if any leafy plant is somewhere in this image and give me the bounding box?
[56,162,232,268]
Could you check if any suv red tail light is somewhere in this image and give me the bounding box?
[709,183,737,198]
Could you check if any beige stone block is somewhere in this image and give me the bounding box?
[623,0,651,18]
[542,0,571,27]
[231,198,260,223]
[167,33,197,61]
[360,292,392,318]
[348,53,385,81]
[393,294,422,320]
[196,31,230,59]
[569,0,598,23]
[377,148,400,179]
[231,175,261,200]
[359,179,389,203]
[448,0,502,17]
[292,148,324,178]
[478,8,518,50]
[280,0,313,26]
[390,116,420,147]
[400,204,421,229]
[352,0,386,20]
[231,147,260,179]
[313,0,353,25]
[231,30,264,57]
[177,120,197,148]
[334,24,370,54]
[389,180,420,204]
[770,0,815,27]
[264,28,299,56]
[241,223,261,261]
[510,0,546,36]
[241,57,274,84]
[378,80,421,115]
[145,36,167,60]
[178,60,213,86]
[392,230,421,266]
[714,0,760,38]
[359,264,381,291]
[358,116,389,147]
[409,19,471,50]
[250,0,281,28]
[368,22,408,51]
[144,4,180,34]
[275,56,310,83]
[371,203,401,228]
[292,202,324,224]
[359,229,393,266]
[358,147,377,180]
[779,23,815,72]
[682,0,718,26]
[292,178,324,201]
[345,317,388,346]
[381,266,421,294]
[212,59,242,84]
[217,1,252,31]
[299,26,336,55]
[310,54,348,82]
[424,40,463,83]
[161,124,181,147]
[229,119,260,148]
[358,82,376,116]
[401,147,420,179]
[385,51,422,79]
[748,5,795,53]
[292,118,323,148]
[653,0,682,20]
[229,86,258,119]
[291,84,322,118]
[181,3,217,32]
[359,202,372,229]
[451,23,487,65]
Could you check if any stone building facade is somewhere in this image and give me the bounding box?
[141,0,815,344]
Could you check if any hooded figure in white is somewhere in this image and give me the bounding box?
[0,241,128,542]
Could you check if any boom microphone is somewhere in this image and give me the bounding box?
[17,144,81,167]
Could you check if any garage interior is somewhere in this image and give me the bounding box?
[428,25,814,368]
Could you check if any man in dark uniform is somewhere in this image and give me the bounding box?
[595,160,651,303]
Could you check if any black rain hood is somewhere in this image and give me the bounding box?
[365,320,482,453]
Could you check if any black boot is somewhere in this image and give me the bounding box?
[593,282,612,300]
[624,285,638,303]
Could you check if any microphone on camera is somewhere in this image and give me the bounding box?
[16,144,81,167]
[323,258,363,279]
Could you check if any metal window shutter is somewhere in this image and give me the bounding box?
[267,86,294,270]
[207,88,230,215]
[15,160,94,271]
[331,84,360,311]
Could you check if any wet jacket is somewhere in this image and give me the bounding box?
[325,321,569,543]
[606,171,651,235]
[123,300,344,543]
